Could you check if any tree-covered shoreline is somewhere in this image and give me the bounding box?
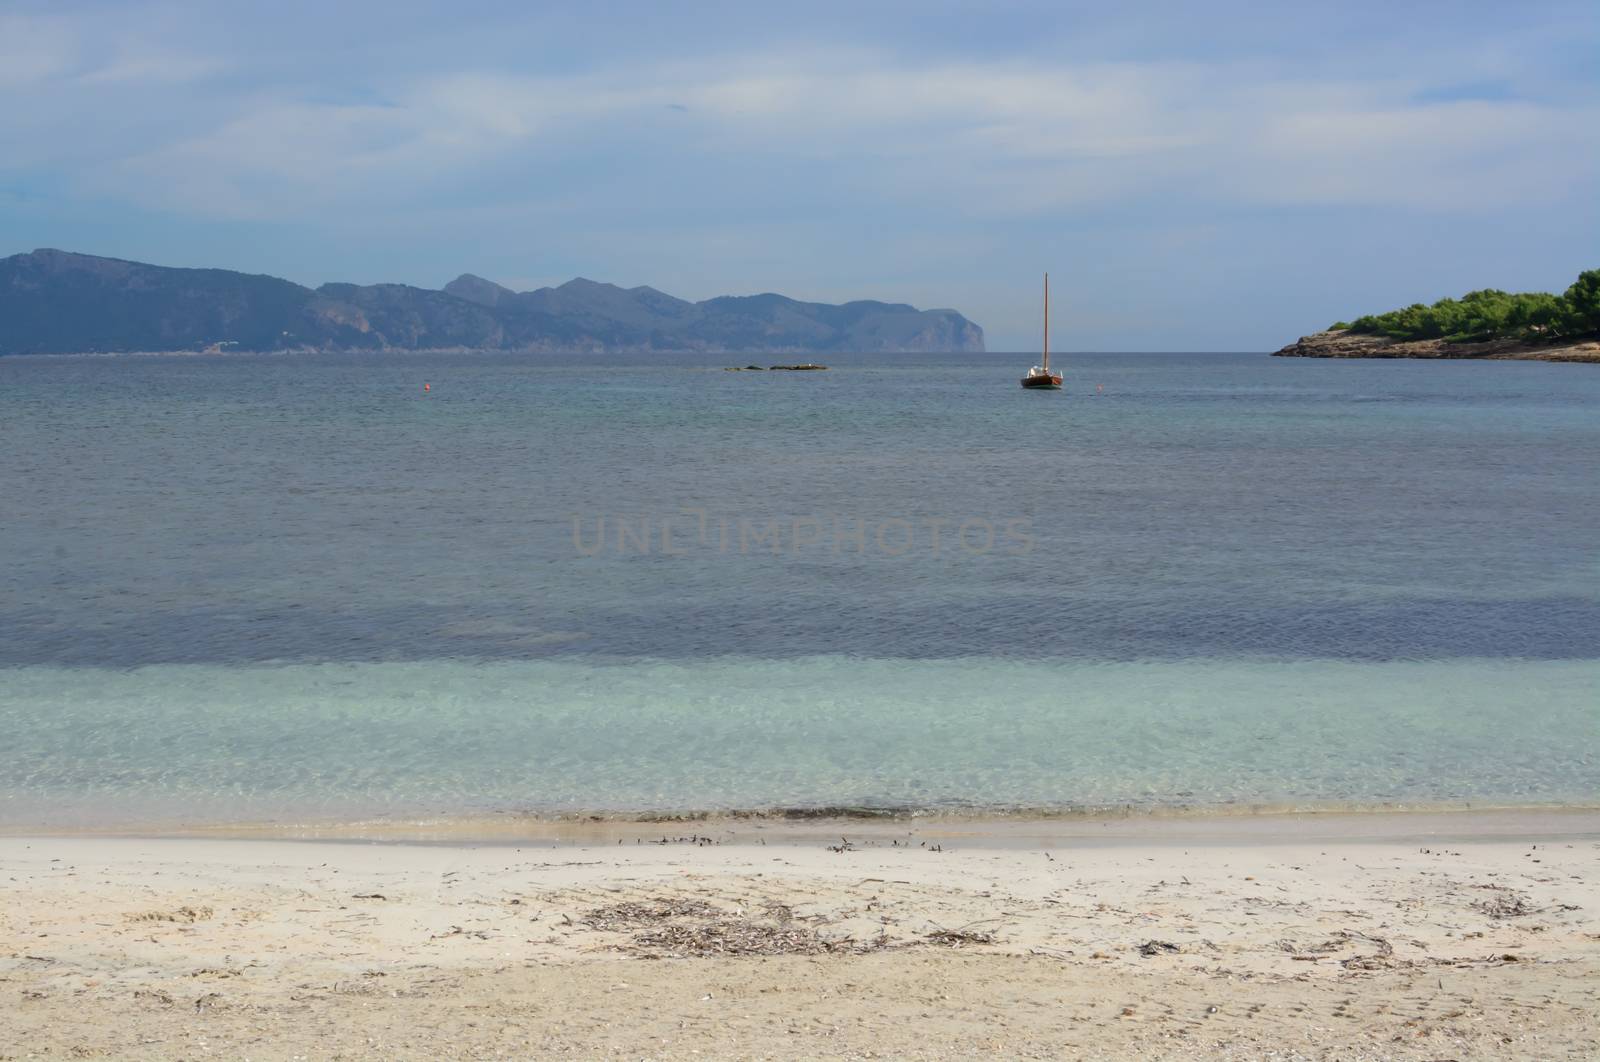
[1331,269,1599,344]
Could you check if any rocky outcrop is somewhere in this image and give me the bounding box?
[1274,329,1600,363]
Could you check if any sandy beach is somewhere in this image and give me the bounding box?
[2,811,1596,1059]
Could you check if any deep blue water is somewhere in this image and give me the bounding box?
[1,350,1596,825]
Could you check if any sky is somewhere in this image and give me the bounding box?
[2,0,1597,350]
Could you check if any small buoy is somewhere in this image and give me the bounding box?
[422,382,431,392]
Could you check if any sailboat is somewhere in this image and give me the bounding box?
[1020,272,1063,389]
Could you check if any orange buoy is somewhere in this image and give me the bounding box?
[423,382,431,392]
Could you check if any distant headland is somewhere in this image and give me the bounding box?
[1276,269,1600,363]
[0,249,985,356]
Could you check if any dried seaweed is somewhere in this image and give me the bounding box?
[126,905,213,924]
[581,897,720,931]
[1136,939,1181,957]
[1276,936,1348,955]
[1334,930,1405,971]
[626,919,872,958]
[1471,888,1538,920]
[924,927,998,947]
[585,893,998,958]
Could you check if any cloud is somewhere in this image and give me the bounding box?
[1244,97,1595,208]
[0,13,81,85]
[76,52,223,85]
[0,11,219,87]
[67,47,1597,222]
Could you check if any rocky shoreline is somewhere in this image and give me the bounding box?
[1274,329,1600,363]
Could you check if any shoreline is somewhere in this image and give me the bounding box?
[9,805,1598,847]
[4,824,1596,1058]
[1274,328,1600,362]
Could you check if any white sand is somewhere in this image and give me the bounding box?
[2,811,1597,1059]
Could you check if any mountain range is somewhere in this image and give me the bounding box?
[0,249,984,355]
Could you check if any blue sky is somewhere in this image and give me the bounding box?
[3,1,1597,350]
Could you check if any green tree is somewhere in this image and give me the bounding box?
[1506,292,1562,334]
[1339,270,1598,343]
[1560,269,1600,335]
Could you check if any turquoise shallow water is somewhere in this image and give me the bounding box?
[2,657,1595,827]
[1,351,1596,825]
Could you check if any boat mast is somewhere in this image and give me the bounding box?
[1043,272,1050,372]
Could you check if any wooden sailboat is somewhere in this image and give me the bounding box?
[1020,272,1063,389]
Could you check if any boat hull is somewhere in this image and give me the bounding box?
[1020,374,1062,389]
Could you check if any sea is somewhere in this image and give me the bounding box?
[2,350,1596,829]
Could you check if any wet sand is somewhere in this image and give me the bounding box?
[2,811,1597,1059]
